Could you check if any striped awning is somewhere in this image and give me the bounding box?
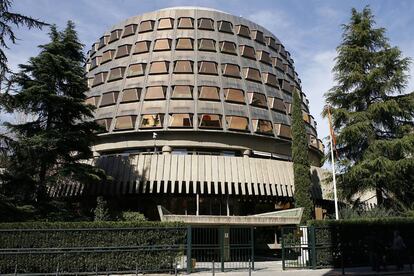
[52,154,331,200]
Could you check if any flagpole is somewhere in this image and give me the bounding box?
[327,107,339,220]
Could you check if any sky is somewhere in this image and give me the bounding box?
[2,0,414,148]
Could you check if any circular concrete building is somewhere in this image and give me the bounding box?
[79,7,329,220]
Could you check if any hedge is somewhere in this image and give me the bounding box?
[307,217,414,268]
[0,221,186,274]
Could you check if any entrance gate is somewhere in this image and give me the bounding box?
[187,226,254,272]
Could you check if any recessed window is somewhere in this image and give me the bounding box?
[90,56,101,70]
[279,45,287,58]
[115,44,132,59]
[85,96,100,107]
[248,92,267,108]
[176,38,194,50]
[199,114,222,129]
[236,25,250,38]
[158,18,174,30]
[226,116,249,131]
[198,38,216,52]
[108,67,126,82]
[149,61,169,75]
[303,111,310,123]
[199,86,220,100]
[140,114,164,128]
[101,49,115,64]
[153,38,172,51]
[98,35,109,49]
[127,63,146,77]
[253,119,273,135]
[109,29,122,43]
[285,103,292,115]
[221,64,241,78]
[100,91,119,107]
[280,79,293,93]
[275,123,291,139]
[139,20,155,33]
[145,86,167,100]
[239,45,256,60]
[273,57,285,71]
[268,97,286,113]
[121,88,141,103]
[92,72,108,87]
[172,85,193,99]
[198,18,214,30]
[219,41,237,55]
[174,60,193,74]
[257,50,272,65]
[177,17,194,29]
[169,113,193,128]
[308,134,318,148]
[123,24,137,37]
[134,41,151,54]
[114,115,137,130]
[218,21,233,33]
[87,78,94,88]
[198,61,218,75]
[251,30,265,44]
[224,88,245,104]
[263,72,279,88]
[266,36,278,51]
[96,118,112,132]
[243,67,262,82]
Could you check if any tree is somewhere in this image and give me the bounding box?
[94,196,110,221]
[1,22,105,202]
[292,89,314,222]
[0,0,47,87]
[324,6,414,208]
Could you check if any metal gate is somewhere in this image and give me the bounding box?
[187,226,254,272]
[281,226,333,270]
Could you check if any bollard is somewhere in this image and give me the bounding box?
[248,258,251,276]
[212,260,215,276]
[175,261,178,276]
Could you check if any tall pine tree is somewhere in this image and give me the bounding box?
[292,89,314,222]
[324,6,414,208]
[1,22,104,202]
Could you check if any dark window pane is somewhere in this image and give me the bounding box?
[240,45,256,59]
[257,50,272,65]
[92,72,108,87]
[145,86,166,100]
[172,85,193,99]
[153,39,171,51]
[198,38,216,51]
[266,36,278,51]
[219,41,237,55]
[275,123,291,139]
[123,24,137,37]
[158,18,174,30]
[140,114,164,128]
[98,35,109,49]
[253,119,273,135]
[139,20,155,33]
[222,64,240,78]
[224,88,244,104]
[109,29,122,43]
[199,114,222,129]
[248,92,267,108]
[149,61,169,74]
[174,60,193,73]
[134,41,151,54]
[176,38,194,50]
[251,30,265,44]
[101,50,115,64]
[108,67,126,81]
[236,25,250,38]
[268,97,286,113]
[199,86,219,100]
[198,18,214,30]
[169,113,193,128]
[96,118,112,132]
[116,44,132,58]
[178,17,194,29]
[121,88,141,103]
[114,115,137,130]
[263,72,279,88]
[127,63,146,77]
[226,116,248,131]
[85,96,100,106]
[218,21,233,33]
[100,91,119,107]
[198,61,218,75]
[90,56,101,69]
[243,67,262,82]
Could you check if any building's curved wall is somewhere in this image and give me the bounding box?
[85,7,323,160]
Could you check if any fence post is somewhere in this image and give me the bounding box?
[310,226,317,269]
[212,260,215,276]
[186,225,192,274]
[250,227,254,270]
[220,226,224,272]
[281,227,285,270]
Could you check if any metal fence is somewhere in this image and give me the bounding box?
[281,226,333,270]
[0,225,254,275]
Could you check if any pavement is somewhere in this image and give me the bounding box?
[115,261,414,276]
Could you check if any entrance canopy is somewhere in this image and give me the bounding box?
[157,205,303,226]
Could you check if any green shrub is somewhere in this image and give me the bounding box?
[0,221,186,274]
[121,211,146,221]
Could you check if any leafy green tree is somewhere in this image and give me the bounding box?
[1,22,104,202]
[94,196,110,221]
[324,6,414,208]
[292,89,314,222]
[0,0,47,86]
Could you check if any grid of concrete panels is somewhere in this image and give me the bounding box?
[85,7,323,152]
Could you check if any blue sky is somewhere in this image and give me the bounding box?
[3,0,414,147]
